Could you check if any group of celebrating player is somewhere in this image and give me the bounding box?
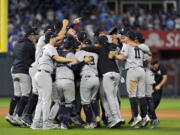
[5,18,161,130]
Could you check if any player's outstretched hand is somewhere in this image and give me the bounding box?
[73,17,82,24]
[84,56,92,63]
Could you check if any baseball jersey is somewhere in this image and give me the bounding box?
[121,43,147,69]
[56,51,75,80]
[114,44,123,73]
[31,35,45,67]
[38,44,58,73]
[75,50,99,76]
[152,64,167,85]
[143,53,155,84]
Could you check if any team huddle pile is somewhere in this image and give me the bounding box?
[5,18,166,130]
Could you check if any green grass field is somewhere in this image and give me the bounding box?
[0,98,180,135]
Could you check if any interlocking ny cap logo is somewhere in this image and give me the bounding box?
[145,33,164,47]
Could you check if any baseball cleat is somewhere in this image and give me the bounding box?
[60,123,72,130]
[84,123,96,129]
[43,122,59,130]
[130,115,142,127]
[21,116,32,127]
[31,122,42,129]
[141,115,151,126]
[109,119,121,128]
[134,115,151,129]
[14,115,25,126]
[119,118,126,125]
[96,116,101,127]
[128,118,134,125]
[77,115,85,125]
[148,119,160,129]
[70,116,82,126]
[134,121,143,129]
[5,114,19,126]
[102,115,108,125]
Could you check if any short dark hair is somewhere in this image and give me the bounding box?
[44,32,57,44]
[151,60,159,65]
[134,32,145,43]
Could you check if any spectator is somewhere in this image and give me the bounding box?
[174,14,180,30]
[8,0,180,54]
[166,17,174,30]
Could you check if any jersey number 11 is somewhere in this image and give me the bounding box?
[134,48,141,59]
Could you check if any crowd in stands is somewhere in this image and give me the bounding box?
[8,0,180,53]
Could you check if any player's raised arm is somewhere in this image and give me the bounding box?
[56,19,69,43]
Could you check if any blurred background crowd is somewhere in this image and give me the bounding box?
[8,0,180,52]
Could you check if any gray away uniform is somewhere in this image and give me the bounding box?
[75,50,99,105]
[144,54,155,97]
[29,35,45,95]
[55,51,76,104]
[121,43,149,119]
[121,43,146,98]
[33,44,58,127]
[49,50,76,121]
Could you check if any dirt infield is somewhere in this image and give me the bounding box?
[0,107,180,119]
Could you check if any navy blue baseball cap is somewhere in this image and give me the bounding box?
[83,39,92,45]
[122,30,135,41]
[65,34,76,42]
[62,34,79,48]
[62,41,73,48]
[44,24,55,33]
[77,31,88,42]
[118,26,131,35]
[61,37,73,48]
[25,26,38,36]
[73,41,81,49]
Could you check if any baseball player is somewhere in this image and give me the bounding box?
[127,32,159,129]
[151,60,167,109]
[144,56,160,129]
[107,29,125,106]
[48,19,84,125]
[31,32,77,129]
[81,36,124,128]
[22,24,56,127]
[75,39,100,129]
[55,35,91,129]
[22,19,69,126]
[109,30,149,128]
[5,26,37,126]
[70,31,88,126]
[64,30,89,126]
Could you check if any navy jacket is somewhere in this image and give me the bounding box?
[12,37,35,74]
